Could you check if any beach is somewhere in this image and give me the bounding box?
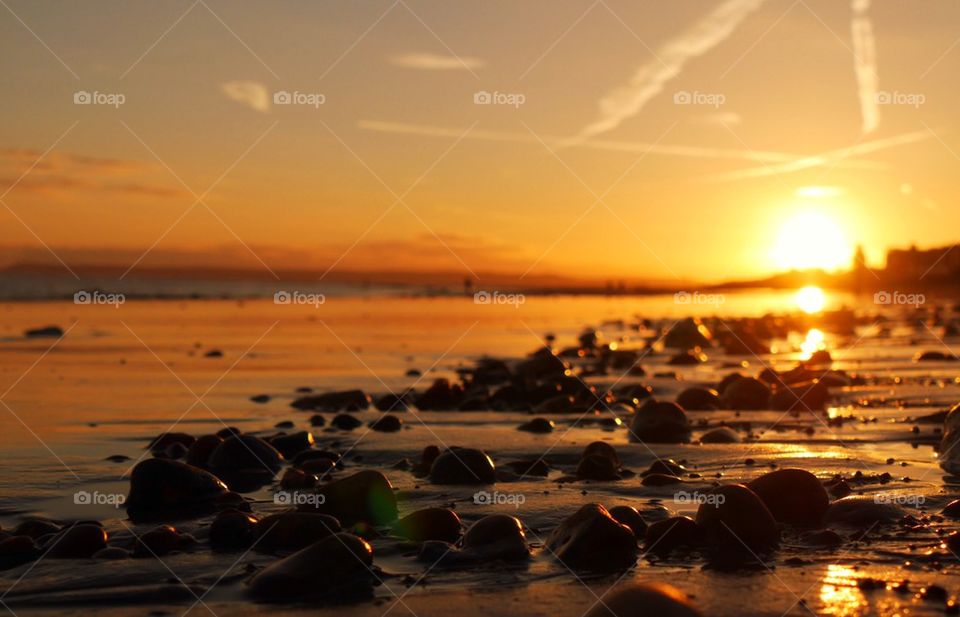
[0,292,957,616]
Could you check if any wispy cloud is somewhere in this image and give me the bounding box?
[701,128,932,182]
[221,81,271,113]
[389,52,484,71]
[359,119,880,170]
[851,0,880,134]
[573,0,768,143]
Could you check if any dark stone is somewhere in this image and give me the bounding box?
[47,524,108,558]
[585,583,703,617]
[608,505,647,538]
[415,379,464,410]
[268,432,314,458]
[208,435,284,475]
[125,459,228,515]
[374,392,416,412]
[629,400,690,443]
[641,473,681,486]
[309,414,326,427]
[291,390,370,412]
[695,484,779,554]
[254,513,340,552]
[546,504,637,571]
[247,533,375,601]
[719,377,771,410]
[699,427,741,444]
[518,418,555,433]
[331,414,363,431]
[369,415,402,432]
[185,434,223,468]
[24,325,64,338]
[664,318,711,349]
[131,524,196,557]
[823,495,906,526]
[392,508,461,543]
[676,387,719,410]
[309,470,398,525]
[747,469,829,527]
[210,510,259,551]
[460,514,528,561]
[250,394,271,404]
[429,447,496,485]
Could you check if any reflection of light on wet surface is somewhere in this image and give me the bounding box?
[819,565,866,616]
[801,328,826,358]
[796,285,827,314]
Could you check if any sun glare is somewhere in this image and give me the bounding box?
[771,211,852,271]
[796,285,826,314]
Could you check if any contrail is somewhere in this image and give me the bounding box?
[572,0,768,144]
[700,128,932,182]
[851,0,880,134]
[359,120,881,171]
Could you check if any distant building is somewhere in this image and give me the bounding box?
[885,244,960,280]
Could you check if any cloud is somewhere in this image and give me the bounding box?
[359,119,880,170]
[851,0,880,134]
[388,52,484,71]
[221,81,271,113]
[700,128,932,182]
[573,0,768,143]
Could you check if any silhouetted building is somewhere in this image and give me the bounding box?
[885,244,960,280]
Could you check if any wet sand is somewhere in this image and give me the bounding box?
[1,294,959,616]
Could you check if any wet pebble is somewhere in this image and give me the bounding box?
[47,524,108,558]
[309,470,398,525]
[695,484,779,555]
[331,414,363,431]
[608,505,647,538]
[643,516,701,554]
[208,435,284,475]
[747,468,829,527]
[132,525,196,557]
[823,495,906,526]
[369,415,402,432]
[254,512,341,552]
[699,426,741,444]
[268,431,314,458]
[247,533,375,601]
[125,458,228,516]
[291,390,370,412]
[676,387,719,410]
[210,510,259,551]
[429,447,496,485]
[719,376,770,410]
[392,508,461,543]
[518,417,555,433]
[629,400,691,443]
[546,503,637,571]
[585,582,703,617]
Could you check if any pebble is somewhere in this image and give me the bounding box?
[719,377,771,410]
[695,484,779,555]
[429,447,496,485]
[290,390,370,411]
[254,512,341,552]
[518,418,555,433]
[47,524,108,558]
[131,525,196,557]
[643,516,701,553]
[460,514,529,561]
[247,533,375,601]
[629,400,691,443]
[699,426,741,444]
[374,393,415,412]
[546,503,637,571]
[369,415,402,432]
[309,470,398,525]
[823,495,907,526]
[208,435,284,475]
[664,318,712,349]
[392,508,461,543]
[268,431,315,458]
[331,414,363,431]
[608,505,647,538]
[125,458,228,515]
[676,387,719,410]
[210,510,259,551]
[185,434,223,467]
[747,468,829,527]
[585,582,703,617]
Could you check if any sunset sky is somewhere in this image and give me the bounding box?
[0,0,958,283]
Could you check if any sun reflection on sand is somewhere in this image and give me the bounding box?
[801,328,826,359]
[819,565,867,616]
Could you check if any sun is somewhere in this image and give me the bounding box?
[771,210,852,271]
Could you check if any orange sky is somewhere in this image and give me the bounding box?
[0,1,958,283]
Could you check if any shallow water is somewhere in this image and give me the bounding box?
[1,292,960,616]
